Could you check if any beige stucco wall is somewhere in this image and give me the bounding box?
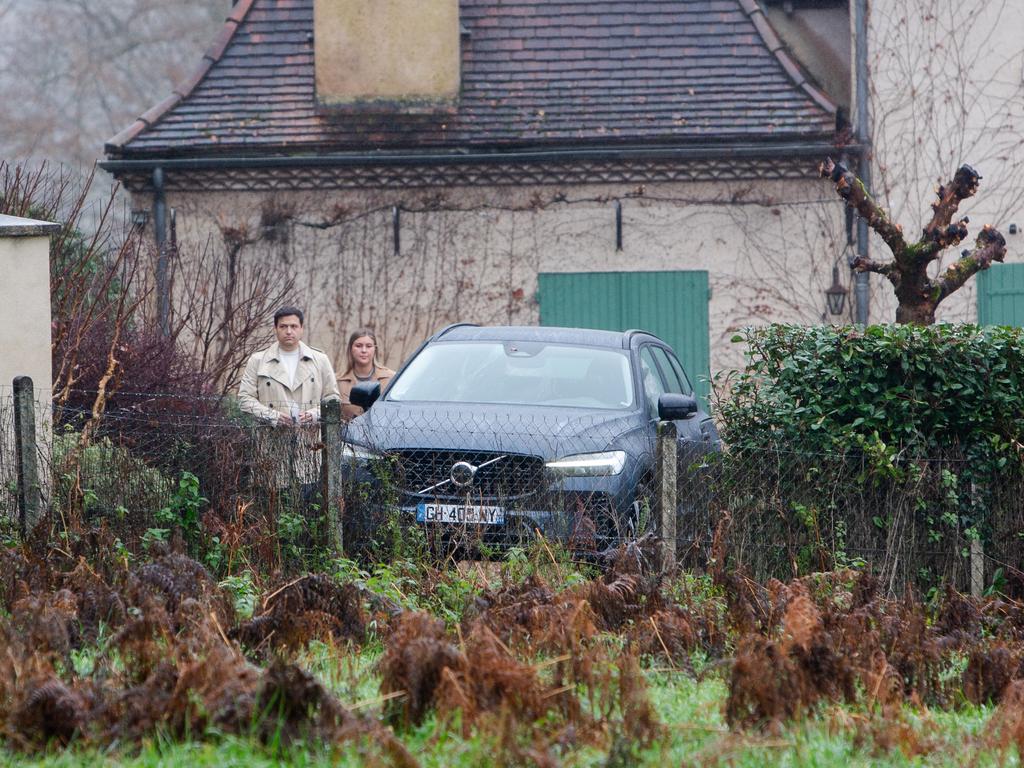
[136,177,845,386]
[0,220,54,394]
[867,0,1024,323]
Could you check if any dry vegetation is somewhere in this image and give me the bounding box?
[2,525,1024,766]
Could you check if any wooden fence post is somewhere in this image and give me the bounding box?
[657,421,677,573]
[320,398,344,554]
[13,376,41,537]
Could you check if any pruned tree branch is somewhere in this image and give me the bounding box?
[913,164,980,263]
[936,225,1007,302]
[923,165,979,237]
[820,157,908,259]
[915,220,969,264]
[851,256,899,283]
[821,156,1008,325]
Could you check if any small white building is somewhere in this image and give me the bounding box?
[0,214,56,393]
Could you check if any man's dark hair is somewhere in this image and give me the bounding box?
[274,306,304,326]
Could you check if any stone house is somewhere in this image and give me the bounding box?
[102,0,870,398]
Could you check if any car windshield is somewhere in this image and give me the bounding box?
[387,341,635,409]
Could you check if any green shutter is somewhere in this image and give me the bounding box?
[978,264,1024,326]
[537,271,711,405]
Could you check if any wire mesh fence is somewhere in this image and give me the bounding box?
[683,444,1024,592]
[0,387,18,520]
[1,383,1021,591]
[0,384,331,571]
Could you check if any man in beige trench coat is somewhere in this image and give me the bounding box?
[238,305,340,491]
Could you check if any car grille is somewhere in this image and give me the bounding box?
[391,450,547,502]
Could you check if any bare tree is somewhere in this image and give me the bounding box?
[866,0,1024,323]
[169,223,296,395]
[2,160,294,401]
[870,0,1024,225]
[0,0,222,167]
[1,163,141,399]
[821,157,1006,325]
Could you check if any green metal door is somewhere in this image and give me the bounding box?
[537,271,711,404]
[978,264,1024,326]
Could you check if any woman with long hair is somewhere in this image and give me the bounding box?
[339,328,395,421]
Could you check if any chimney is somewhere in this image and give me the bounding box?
[314,0,460,109]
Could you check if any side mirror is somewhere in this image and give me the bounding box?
[658,393,698,421]
[349,380,381,411]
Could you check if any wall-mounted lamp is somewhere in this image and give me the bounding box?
[130,209,149,228]
[825,266,848,316]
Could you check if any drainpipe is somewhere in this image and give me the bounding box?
[152,166,170,336]
[853,0,871,325]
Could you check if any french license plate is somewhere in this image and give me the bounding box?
[416,503,505,525]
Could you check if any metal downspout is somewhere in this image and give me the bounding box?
[853,0,871,325]
[152,166,170,336]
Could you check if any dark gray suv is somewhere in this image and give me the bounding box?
[343,324,719,553]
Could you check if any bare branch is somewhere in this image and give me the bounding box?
[169,228,295,395]
[912,164,980,263]
[819,157,909,260]
[915,219,970,264]
[851,256,898,281]
[936,225,1007,302]
[923,165,980,236]
[0,0,222,166]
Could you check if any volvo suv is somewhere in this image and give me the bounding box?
[342,324,719,554]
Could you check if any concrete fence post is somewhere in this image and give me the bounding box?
[320,398,343,554]
[968,481,984,598]
[656,421,677,573]
[970,537,984,598]
[13,376,41,537]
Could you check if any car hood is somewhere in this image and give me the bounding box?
[343,401,648,460]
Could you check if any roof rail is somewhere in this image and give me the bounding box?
[432,322,480,340]
[622,328,663,348]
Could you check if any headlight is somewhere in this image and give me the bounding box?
[546,450,626,476]
[342,442,382,462]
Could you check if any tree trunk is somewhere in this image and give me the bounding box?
[894,301,936,326]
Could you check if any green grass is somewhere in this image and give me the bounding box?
[643,674,1009,768]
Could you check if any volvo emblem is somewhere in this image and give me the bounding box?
[449,461,477,488]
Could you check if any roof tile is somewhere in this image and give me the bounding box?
[107,0,836,157]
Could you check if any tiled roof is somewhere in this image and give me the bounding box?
[105,0,837,159]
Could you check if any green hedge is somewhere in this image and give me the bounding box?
[710,324,1024,586]
[718,324,1024,464]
